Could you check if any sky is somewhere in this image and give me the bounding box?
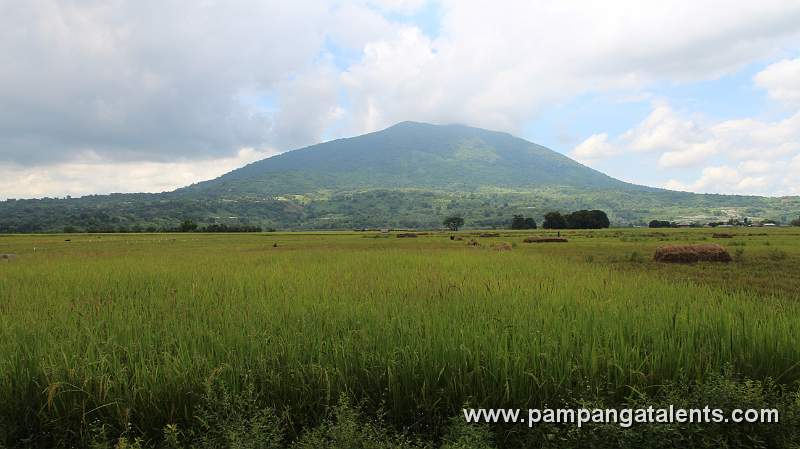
[1,0,799,199]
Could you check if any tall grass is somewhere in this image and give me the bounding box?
[0,233,799,446]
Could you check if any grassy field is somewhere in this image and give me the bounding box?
[1,228,799,448]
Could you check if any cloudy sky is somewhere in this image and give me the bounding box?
[1,0,799,199]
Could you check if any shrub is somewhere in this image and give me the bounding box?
[190,376,283,449]
[291,395,424,449]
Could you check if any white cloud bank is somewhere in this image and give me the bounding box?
[570,57,800,196]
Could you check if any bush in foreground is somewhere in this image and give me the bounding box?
[8,372,799,449]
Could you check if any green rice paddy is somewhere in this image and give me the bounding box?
[1,228,799,447]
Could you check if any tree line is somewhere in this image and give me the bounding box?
[443,209,611,230]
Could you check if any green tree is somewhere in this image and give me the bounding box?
[649,220,672,228]
[443,215,464,231]
[511,214,526,229]
[179,219,198,232]
[566,210,610,229]
[791,217,800,226]
[512,215,537,229]
[542,212,567,229]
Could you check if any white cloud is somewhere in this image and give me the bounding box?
[738,159,772,173]
[711,112,800,160]
[338,0,800,134]
[754,57,800,107]
[0,0,413,166]
[0,148,276,200]
[623,104,709,154]
[570,133,620,162]
[366,0,428,14]
[575,104,721,168]
[664,166,763,193]
[658,142,719,168]
[579,103,800,194]
[665,165,774,193]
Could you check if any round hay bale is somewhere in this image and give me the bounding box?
[653,244,732,263]
[465,239,480,247]
[523,237,568,243]
[490,242,513,251]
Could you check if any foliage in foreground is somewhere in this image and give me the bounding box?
[6,372,798,449]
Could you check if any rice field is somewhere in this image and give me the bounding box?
[1,228,799,448]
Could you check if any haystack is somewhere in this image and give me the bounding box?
[653,244,731,263]
[479,232,500,238]
[523,237,568,243]
[490,242,512,251]
[465,239,480,246]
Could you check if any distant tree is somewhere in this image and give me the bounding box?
[791,217,800,227]
[443,215,464,231]
[179,219,198,232]
[511,214,537,230]
[542,211,568,229]
[566,210,610,229]
[648,220,672,228]
[62,226,77,233]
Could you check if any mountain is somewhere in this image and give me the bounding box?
[178,121,649,197]
[1,122,799,232]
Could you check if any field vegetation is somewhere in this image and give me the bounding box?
[1,228,799,448]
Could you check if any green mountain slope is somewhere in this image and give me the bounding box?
[1,122,799,232]
[177,121,649,197]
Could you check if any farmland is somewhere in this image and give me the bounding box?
[1,228,799,448]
